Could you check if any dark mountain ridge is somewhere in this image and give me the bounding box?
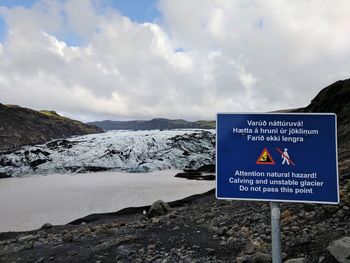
[87,118,215,131]
[292,78,350,177]
[0,104,103,151]
[89,79,350,134]
[294,78,350,144]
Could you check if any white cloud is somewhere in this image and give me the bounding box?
[0,0,350,121]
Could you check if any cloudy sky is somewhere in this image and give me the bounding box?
[0,0,349,122]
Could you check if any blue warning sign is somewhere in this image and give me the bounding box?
[216,113,339,204]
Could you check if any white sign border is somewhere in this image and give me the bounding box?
[215,112,339,205]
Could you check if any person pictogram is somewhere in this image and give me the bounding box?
[276,147,295,166]
[282,148,290,165]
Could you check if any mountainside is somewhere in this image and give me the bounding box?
[293,78,350,176]
[0,104,103,152]
[0,129,215,177]
[88,118,215,131]
[294,78,350,144]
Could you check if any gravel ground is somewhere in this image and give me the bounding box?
[1,177,350,263]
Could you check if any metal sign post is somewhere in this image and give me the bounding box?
[271,202,282,263]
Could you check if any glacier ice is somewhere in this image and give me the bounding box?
[0,129,215,177]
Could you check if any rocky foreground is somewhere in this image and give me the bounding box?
[1,179,350,263]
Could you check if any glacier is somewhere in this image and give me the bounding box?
[0,129,215,177]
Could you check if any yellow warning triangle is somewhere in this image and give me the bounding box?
[256,147,275,165]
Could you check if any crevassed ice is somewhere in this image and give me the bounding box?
[0,129,216,177]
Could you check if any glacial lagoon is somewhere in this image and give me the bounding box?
[0,170,214,232]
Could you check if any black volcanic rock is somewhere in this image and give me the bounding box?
[0,104,103,151]
[175,172,215,181]
[176,164,216,180]
[88,118,215,131]
[295,78,350,143]
[292,79,350,177]
[299,79,350,120]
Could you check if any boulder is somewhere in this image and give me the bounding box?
[41,222,52,229]
[148,200,171,218]
[18,234,34,243]
[327,237,350,263]
[94,225,114,236]
[36,231,48,239]
[61,232,74,243]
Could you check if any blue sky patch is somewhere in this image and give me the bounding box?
[0,0,37,8]
[0,16,7,42]
[102,0,160,23]
[56,32,86,47]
